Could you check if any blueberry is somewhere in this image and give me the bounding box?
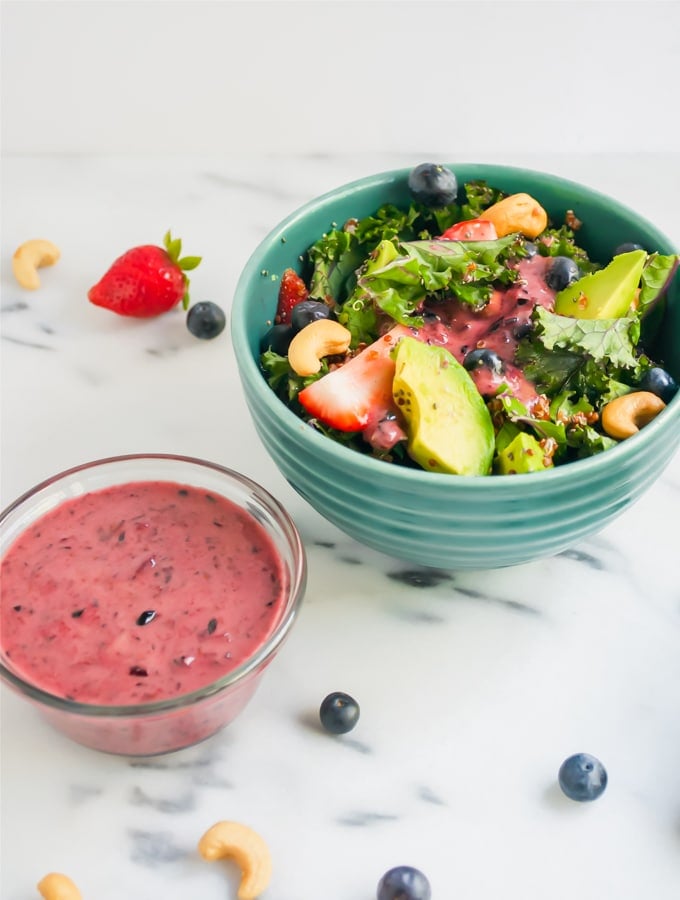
[463,348,504,376]
[186,301,226,340]
[377,865,431,900]
[523,241,538,258]
[512,321,532,340]
[407,163,458,208]
[639,366,678,404]
[290,299,332,333]
[546,256,581,292]
[261,323,294,356]
[614,241,644,255]
[319,691,360,734]
[558,753,607,802]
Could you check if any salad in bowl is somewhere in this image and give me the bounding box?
[259,163,678,477]
[232,162,679,568]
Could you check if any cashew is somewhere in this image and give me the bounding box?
[37,873,82,900]
[198,820,272,900]
[287,318,351,376]
[601,391,666,439]
[12,239,61,290]
[480,193,548,239]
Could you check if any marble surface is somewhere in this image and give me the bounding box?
[1,152,679,899]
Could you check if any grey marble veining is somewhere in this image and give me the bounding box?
[1,152,679,900]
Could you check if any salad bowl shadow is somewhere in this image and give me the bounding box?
[231,164,680,570]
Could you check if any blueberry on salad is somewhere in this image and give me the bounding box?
[377,865,431,900]
[186,301,226,339]
[260,164,679,477]
[545,256,581,292]
[319,691,360,734]
[558,752,608,802]
[261,322,294,356]
[407,163,458,208]
[291,299,333,332]
[463,348,505,376]
[614,241,644,255]
[638,366,678,403]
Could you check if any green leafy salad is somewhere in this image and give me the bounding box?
[261,165,678,476]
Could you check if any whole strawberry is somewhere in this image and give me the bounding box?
[88,231,201,317]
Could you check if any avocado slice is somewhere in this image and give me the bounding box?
[494,432,550,475]
[553,249,647,319]
[392,337,494,476]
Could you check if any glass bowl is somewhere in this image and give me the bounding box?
[0,454,307,756]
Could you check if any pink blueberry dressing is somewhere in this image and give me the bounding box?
[0,481,287,706]
[417,254,556,405]
[362,254,556,451]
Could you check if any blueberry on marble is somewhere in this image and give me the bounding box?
[558,752,607,802]
[319,691,360,734]
[290,299,332,332]
[639,366,678,404]
[407,163,458,208]
[546,256,581,292]
[186,301,226,339]
[377,865,431,900]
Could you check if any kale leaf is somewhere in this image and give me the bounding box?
[307,229,367,305]
[638,252,679,317]
[460,180,506,220]
[531,307,641,370]
[341,234,523,336]
[535,225,597,272]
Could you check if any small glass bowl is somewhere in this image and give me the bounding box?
[0,454,307,756]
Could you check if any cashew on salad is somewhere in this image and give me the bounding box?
[260,164,679,476]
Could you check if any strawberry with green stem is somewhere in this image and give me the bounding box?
[88,230,202,318]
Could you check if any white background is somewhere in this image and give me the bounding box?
[3,0,680,157]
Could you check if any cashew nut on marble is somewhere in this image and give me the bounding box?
[37,872,82,900]
[480,192,548,239]
[287,318,352,376]
[12,239,61,290]
[198,820,272,900]
[601,391,666,439]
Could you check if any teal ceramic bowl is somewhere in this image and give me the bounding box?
[232,165,680,569]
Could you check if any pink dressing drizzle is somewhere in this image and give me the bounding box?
[361,254,556,451]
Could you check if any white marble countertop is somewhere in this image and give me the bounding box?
[1,152,679,899]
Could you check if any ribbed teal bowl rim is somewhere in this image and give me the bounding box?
[232,164,680,569]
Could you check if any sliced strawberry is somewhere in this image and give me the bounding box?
[298,326,409,432]
[440,218,498,241]
[276,269,309,325]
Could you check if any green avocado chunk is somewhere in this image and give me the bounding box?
[554,249,647,319]
[494,432,550,475]
[392,337,494,476]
